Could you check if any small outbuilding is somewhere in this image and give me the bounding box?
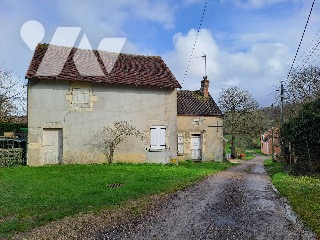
[177,77,224,162]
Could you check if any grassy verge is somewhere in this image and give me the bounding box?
[224,135,262,160]
[225,139,231,154]
[244,149,262,160]
[264,159,320,237]
[0,161,233,238]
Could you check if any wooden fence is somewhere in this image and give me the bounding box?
[0,139,27,167]
[0,148,24,167]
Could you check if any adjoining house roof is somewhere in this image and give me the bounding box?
[26,44,181,89]
[177,90,223,116]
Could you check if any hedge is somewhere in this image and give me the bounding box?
[0,122,27,136]
[281,99,320,174]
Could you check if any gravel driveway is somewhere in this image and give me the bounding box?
[99,156,316,240]
[14,156,316,240]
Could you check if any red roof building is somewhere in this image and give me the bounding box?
[261,128,281,156]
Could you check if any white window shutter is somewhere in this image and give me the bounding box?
[150,127,157,149]
[159,127,166,149]
[72,89,80,103]
[150,126,166,150]
[178,134,184,154]
[79,89,90,107]
[72,88,90,108]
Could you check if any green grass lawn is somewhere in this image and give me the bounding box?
[0,161,233,238]
[225,140,231,154]
[264,159,320,237]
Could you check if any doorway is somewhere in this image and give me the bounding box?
[43,128,63,164]
[191,134,202,160]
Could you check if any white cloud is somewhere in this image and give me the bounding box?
[163,28,290,106]
[0,0,179,78]
[57,0,175,38]
[1,0,319,109]
[163,29,221,90]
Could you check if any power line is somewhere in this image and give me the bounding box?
[294,38,320,72]
[258,91,276,101]
[181,0,208,87]
[286,0,316,79]
[293,33,320,72]
[294,28,320,67]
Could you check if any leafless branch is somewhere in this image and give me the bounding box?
[92,121,143,164]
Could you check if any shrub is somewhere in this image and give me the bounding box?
[281,99,320,174]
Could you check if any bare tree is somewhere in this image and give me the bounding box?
[93,121,143,164]
[0,66,27,121]
[218,86,259,158]
[285,66,320,117]
[287,66,320,102]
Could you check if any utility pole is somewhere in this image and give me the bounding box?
[279,82,286,162]
[280,82,285,124]
[271,103,275,162]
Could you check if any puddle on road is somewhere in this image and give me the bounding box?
[250,166,266,174]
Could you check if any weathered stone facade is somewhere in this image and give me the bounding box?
[27,81,178,165]
[26,44,180,166]
[177,78,224,162]
[177,116,224,162]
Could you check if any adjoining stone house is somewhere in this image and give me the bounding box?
[261,128,281,156]
[26,44,181,166]
[177,77,224,162]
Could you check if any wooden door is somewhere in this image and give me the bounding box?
[191,135,201,160]
[43,129,63,164]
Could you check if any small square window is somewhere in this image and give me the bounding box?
[193,119,200,126]
[72,88,90,108]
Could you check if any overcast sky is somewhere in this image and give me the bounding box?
[1,0,320,107]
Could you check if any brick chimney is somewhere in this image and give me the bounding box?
[200,76,210,97]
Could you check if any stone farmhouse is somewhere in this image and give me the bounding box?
[26,44,223,165]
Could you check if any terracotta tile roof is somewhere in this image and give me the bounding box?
[177,90,223,116]
[26,44,181,89]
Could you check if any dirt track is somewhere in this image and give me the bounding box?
[14,156,316,240]
[99,156,316,240]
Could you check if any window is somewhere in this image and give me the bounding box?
[72,88,90,108]
[177,134,184,155]
[150,126,166,150]
[193,118,200,126]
